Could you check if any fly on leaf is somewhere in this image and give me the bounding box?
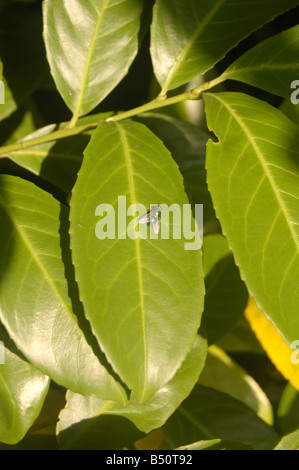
[139,205,162,234]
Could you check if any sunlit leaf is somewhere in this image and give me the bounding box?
[0,324,49,445]
[221,25,299,99]
[70,120,204,401]
[204,92,299,346]
[150,0,299,92]
[0,175,127,404]
[43,0,143,118]
[57,334,207,449]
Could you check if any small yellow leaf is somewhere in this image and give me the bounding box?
[245,297,299,391]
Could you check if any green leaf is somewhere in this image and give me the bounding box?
[70,120,205,402]
[0,175,127,404]
[176,439,252,450]
[274,428,299,450]
[150,0,299,92]
[202,234,248,344]
[57,334,207,449]
[176,439,222,450]
[0,3,48,121]
[221,25,299,99]
[43,0,143,118]
[198,345,273,425]
[204,92,299,346]
[163,384,279,450]
[0,323,50,445]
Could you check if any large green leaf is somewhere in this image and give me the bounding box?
[0,175,126,404]
[202,234,248,344]
[70,120,204,402]
[0,324,49,445]
[163,384,279,450]
[204,92,299,346]
[0,3,48,121]
[221,25,299,99]
[43,0,143,118]
[150,0,299,93]
[57,334,207,449]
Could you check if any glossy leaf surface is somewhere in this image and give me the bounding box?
[150,0,299,92]
[0,175,126,403]
[43,0,143,117]
[70,120,205,402]
[204,92,299,345]
[57,334,207,449]
[222,25,299,99]
[0,324,49,445]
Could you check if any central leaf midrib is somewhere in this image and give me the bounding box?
[213,94,299,253]
[116,123,147,400]
[72,0,109,117]
[225,62,299,78]
[162,0,226,91]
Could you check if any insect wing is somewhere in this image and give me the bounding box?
[153,217,161,234]
[138,212,152,224]
[138,206,162,233]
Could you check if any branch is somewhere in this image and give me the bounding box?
[0,75,224,158]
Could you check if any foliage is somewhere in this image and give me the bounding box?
[0,0,299,450]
